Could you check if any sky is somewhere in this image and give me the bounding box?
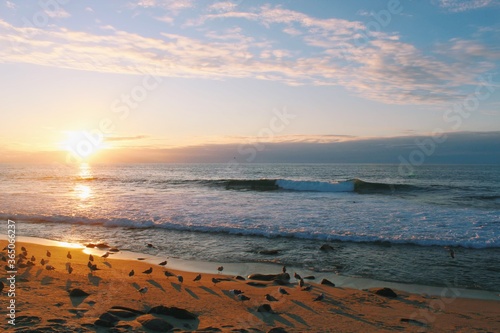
[0,0,499,164]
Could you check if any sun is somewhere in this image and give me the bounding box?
[61,130,105,161]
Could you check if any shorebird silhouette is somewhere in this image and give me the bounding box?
[89,254,94,262]
[164,270,175,279]
[301,285,312,291]
[142,267,153,274]
[193,274,201,282]
[46,250,51,257]
[238,294,250,301]
[129,269,135,277]
[177,275,184,283]
[67,251,72,260]
[230,289,244,295]
[212,277,221,286]
[40,258,46,265]
[294,272,301,280]
[30,256,36,262]
[265,294,278,302]
[158,260,167,266]
[138,286,148,296]
[278,287,289,295]
[299,279,304,288]
[45,265,55,271]
[21,246,27,252]
[282,265,287,273]
[313,293,324,301]
[101,252,110,260]
[68,265,73,274]
[217,266,224,274]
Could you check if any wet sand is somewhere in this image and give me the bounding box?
[1,240,499,332]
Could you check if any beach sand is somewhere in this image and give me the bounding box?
[1,241,499,332]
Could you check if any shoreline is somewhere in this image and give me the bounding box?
[4,235,500,301]
[1,237,499,332]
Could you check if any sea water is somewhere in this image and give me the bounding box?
[0,163,498,291]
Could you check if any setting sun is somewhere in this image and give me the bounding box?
[61,130,106,161]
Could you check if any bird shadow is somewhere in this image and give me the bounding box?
[41,276,54,285]
[199,286,221,297]
[291,300,317,313]
[283,313,309,327]
[87,273,102,286]
[66,279,73,291]
[221,290,236,299]
[131,282,141,290]
[147,279,165,292]
[184,287,199,299]
[170,282,182,292]
[35,268,44,278]
[249,309,295,328]
[103,262,112,268]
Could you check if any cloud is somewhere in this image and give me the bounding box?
[5,1,15,10]
[134,0,194,14]
[0,4,497,106]
[104,135,148,142]
[45,8,71,19]
[437,0,499,12]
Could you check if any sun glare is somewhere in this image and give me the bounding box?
[62,130,105,160]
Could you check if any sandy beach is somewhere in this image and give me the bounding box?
[0,240,498,332]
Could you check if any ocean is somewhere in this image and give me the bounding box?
[1,163,499,292]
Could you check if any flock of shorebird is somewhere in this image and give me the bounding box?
[2,245,329,303]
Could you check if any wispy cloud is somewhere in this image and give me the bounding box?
[134,0,194,14]
[0,4,497,106]
[5,1,15,10]
[437,0,499,12]
[45,8,71,19]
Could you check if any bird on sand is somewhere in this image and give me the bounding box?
[217,266,224,274]
[282,265,287,273]
[101,252,110,260]
[301,286,312,292]
[30,255,36,262]
[238,294,251,302]
[164,270,175,279]
[21,246,27,252]
[158,260,167,266]
[278,287,289,295]
[67,251,72,260]
[313,293,324,301]
[40,258,47,265]
[193,274,202,282]
[299,279,304,288]
[138,287,148,296]
[68,265,73,274]
[46,250,51,257]
[212,277,221,286]
[142,267,153,274]
[229,289,244,295]
[294,272,301,280]
[129,269,135,277]
[88,254,94,262]
[265,294,278,302]
[177,275,184,283]
[46,265,55,271]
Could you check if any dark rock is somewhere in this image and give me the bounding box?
[85,243,96,248]
[320,244,334,251]
[95,243,109,249]
[247,273,290,282]
[148,305,198,320]
[375,287,398,298]
[235,275,246,281]
[69,288,90,297]
[320,279,335,287]
[257,304,273,313]
[110,306,145,315]
[109,247,120,252]
[108,309,139,318]
[268,328,288,333]
[99,312,120,324]
[246,282,267,287]
[138,315,174,332]
[258,249,280,255]
[16,316,42,326]
[303,275,315,280]
[94,319,115,327]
